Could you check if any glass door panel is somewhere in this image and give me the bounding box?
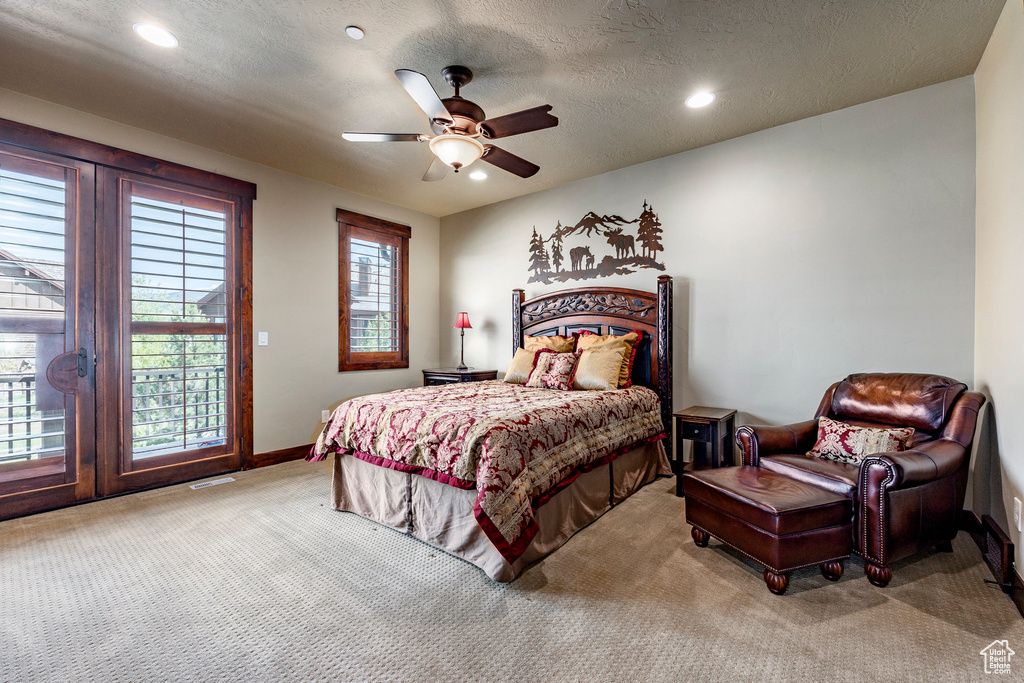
[94,173,240,496]
[0,146,93,505]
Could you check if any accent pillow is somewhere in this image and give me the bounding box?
[573,346,628,391]
[574,330,642,388]
[525,350,580,391]
[809,416,915,465]
[524,334,575,353]
[503,348,536,384]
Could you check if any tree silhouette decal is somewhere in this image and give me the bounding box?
[636,200,663,259]
[526,202,665,284]
[551,234,564,273]
[528,226,551,277]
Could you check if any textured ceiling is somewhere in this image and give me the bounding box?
[0,1,1004,217]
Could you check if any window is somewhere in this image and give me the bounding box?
[0,153,70,480]
[337,209,409,371]
[124,182,234,464]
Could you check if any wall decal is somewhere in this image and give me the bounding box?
[527,201,665,284]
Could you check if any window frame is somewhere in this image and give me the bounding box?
[117,176,239,473]
[337,209,410,372]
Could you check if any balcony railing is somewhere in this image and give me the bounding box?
[0,367,228,466]
[131,366,228,459]
[0,371,64,466]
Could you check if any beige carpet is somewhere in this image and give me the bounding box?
[1,460,1021,682]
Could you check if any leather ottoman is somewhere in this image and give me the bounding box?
[681,466,852,595]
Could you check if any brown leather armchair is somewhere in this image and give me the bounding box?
[735,373,985,587]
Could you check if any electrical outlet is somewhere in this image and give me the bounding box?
[321,409,331,423]
[1014,497,1022,532]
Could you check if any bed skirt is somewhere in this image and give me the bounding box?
[330,440,672,582]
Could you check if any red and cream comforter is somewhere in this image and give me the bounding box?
[308,380,664,561]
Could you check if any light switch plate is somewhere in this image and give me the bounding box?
[257,331,268,346]
[1014,497,1022,532]
[321,410,331,423]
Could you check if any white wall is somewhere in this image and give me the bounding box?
[975,0,1024,573]
[441,78,977,437]
[0,87,441,453]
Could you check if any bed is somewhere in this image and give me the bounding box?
[309,276,674,581]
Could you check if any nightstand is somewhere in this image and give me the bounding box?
[422,368,498,386]
[674,406,737,497]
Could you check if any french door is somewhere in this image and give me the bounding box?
[95,170,244,496]
[0,144,95,516]
[0,119,253,518]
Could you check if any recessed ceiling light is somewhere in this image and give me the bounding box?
[133,22,178,48]
[685,91,716,108]
[469,171,488,180]
[345,25,365,40]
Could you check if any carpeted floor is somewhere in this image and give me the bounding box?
[1,460,1021,682]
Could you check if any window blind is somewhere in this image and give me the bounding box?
[0,165,67,466]
[349,236,399,353]
[129,194,229,460]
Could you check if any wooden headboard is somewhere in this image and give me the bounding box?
[512,275,673,450]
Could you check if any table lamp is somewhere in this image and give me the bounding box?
[453,312,472,371]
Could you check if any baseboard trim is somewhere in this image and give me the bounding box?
[1011,569,1024,620]
[246,443,313,469]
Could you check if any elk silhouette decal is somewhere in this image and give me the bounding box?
[527,201,664,284]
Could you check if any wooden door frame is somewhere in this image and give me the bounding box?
[0,116,255,517]
[0,143,97,518]
[95,169,251,496]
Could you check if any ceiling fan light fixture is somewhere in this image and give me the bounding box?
[685,91,716,108]
[428,134,484,172]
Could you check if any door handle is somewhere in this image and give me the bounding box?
[45,348,86,394]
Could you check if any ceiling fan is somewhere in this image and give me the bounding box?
[342,65,558,181]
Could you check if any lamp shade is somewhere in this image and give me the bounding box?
[453,312,472,329]
[429,134,484,171]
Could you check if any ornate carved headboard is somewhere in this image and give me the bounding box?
[512,275,673,449]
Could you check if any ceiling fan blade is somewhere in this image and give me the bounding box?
[479,105,558,139]
[481,145,540,178]
[422,156,449,182]
[394,69,454,124]
[342,132,423,142]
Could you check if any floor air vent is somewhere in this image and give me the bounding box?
[981,514,1015,593]
[190,477,236,490]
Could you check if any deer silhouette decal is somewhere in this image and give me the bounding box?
[570,246,594,271]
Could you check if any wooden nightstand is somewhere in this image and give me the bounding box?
[422,368,498,386]
[674,406,737,497]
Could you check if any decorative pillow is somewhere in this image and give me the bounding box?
[574,330,642,388]
[502,348,537,384]
[573,347,628,391]
[524,334,575,353]
[808,416,915,465]
[525,349,580,391]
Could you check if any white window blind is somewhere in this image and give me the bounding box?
[0,164,67,466]
[349,236,398,353]
[129,193,229,460]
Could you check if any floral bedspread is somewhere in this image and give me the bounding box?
[308,380,664,561]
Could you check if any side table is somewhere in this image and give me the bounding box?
[674,406,737,497]
[422,368,498,386]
